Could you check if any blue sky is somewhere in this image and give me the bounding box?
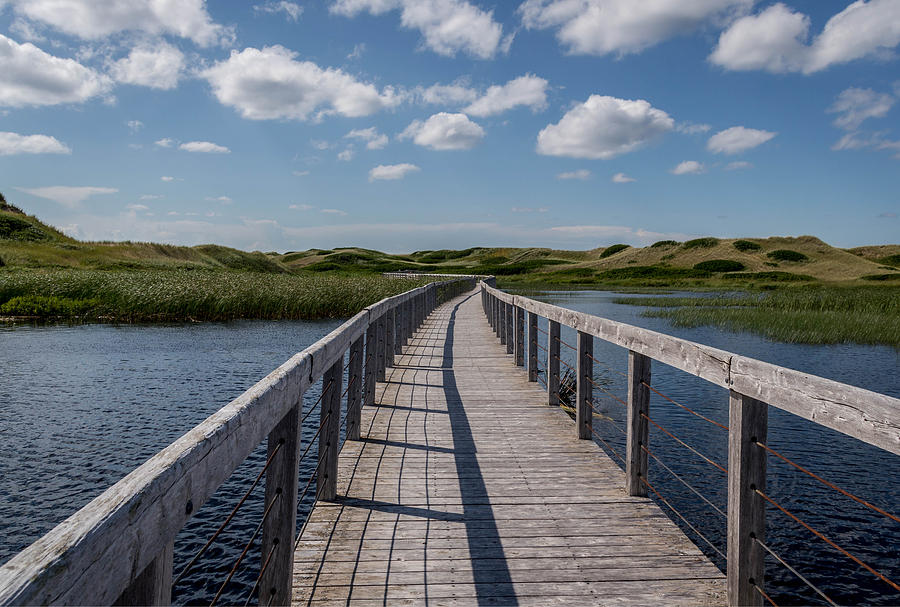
[0,0,898,252]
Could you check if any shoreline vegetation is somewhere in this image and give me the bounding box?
[1,196,898,345]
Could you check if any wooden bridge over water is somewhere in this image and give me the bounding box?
[1,277,898,606]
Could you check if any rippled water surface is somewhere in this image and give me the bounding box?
[1,292,898,606]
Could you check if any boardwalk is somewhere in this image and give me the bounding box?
[292,291,726,606]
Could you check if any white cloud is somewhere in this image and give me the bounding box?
[347,43,366,60]
[536,95,674,159]
[16,185,117,207]
[109,41,184,90]
[464,74,548,117]
[369,163,421,181]
[155,138,174,148]
[139,194,163,200]
[511,206,548,213]
[4,0,232,47]
[400,112,485,150]
[828,87,895,131]
[556,169,591,180]
[331,0,508,59]
[127,203,149,211]
[289,203,314,210]
[707,126,776,154]
[126,120,143,133]
[321,208,348,216]
[519,0,752,56]
[0,131,71,155]
[345,127,389,149]
[418,82,478,105]
[0,34,110,107]
[337,147,355,161]
[254,1,303,21]
[205,196,233,204]
[201,46,400,121]
[676,121,712,134]
[179,141,230,153]
[724,160,752,170]
[670,160,705,175]
[161,176,175,182]
[710,1,900,74]
[292,170,310,177]
[612,172,635,183]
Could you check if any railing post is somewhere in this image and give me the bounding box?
[515,306,525,367]
[499,301,507,344]
[626,351,651,496]
[528,312,538,382]
[385,308,395,368]
[576,331,592,439]
[375,314,386,382]
[114,542,173,606]
[506,303,514,355]
[258,402,300,606]
[318,357,343,502]
[364,322,376,407]
[495,297,501,338]
[346,336,364,441]
[548,319,560,407]
[728,391,768,607]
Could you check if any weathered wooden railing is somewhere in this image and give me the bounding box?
[0,276,475,606]
[481,282,900,607]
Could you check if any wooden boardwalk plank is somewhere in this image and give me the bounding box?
[292,292,725,606]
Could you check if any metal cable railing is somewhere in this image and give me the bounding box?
[643,381,728,431]
[641,412,727,474]
[641,477,726,561]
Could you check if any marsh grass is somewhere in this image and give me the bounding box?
[617,287,900,346]
[0,269,430,321]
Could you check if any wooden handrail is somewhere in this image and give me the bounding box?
[0,276,475,606]
[479,281,899,607]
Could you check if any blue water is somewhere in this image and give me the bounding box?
[1,292,898,606]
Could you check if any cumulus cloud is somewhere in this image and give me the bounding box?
[369,163,421,181]
[321,208,348,216]
[254,1,303,21]
[710,1,900,74]
[519,0,752,56]
[337,147,355,161]
[345,127,389,149]
[109,41,185,90]
[161,176,175,181]
[707,126,776,154]
[0,34,111,107]
[180,141,230,153]
[0,131,71,155]
[828,87,895,131]
[16,185,117,207]
[676,121,712,134]
[670,160,705,175]
[127,120,143,133]
[464,74,548,117]
[556,169,591,180]
[289,203,314,210]
[202,46,400,121]
[330,0,508,59]
[4,0,232,47]
[612,172,636,183]
[536,95,674,159]
[400,112,485,150]
[418,82,479,105]
[155,138,174,147]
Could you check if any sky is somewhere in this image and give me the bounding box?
[0,0,898,253]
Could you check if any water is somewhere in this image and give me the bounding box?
[517,289,900,606]
[0,320,344,605]
[1,293,898,605]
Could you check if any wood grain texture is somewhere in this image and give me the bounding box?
[293,292,725,606]
[626,352,651,497]
[576,331,593,440]
[481,283,899,456]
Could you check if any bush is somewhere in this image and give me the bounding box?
[722,271,815,282]
[767,249,808,262]
[861,273,900,281]
[597,266,710,280]
[877,254,900,267]
[599,244,629,258]
[733,240,761,252]
[651,240,680,248]
[693,259,746,272]
[682,237,719,249]
[0,295,99,316]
